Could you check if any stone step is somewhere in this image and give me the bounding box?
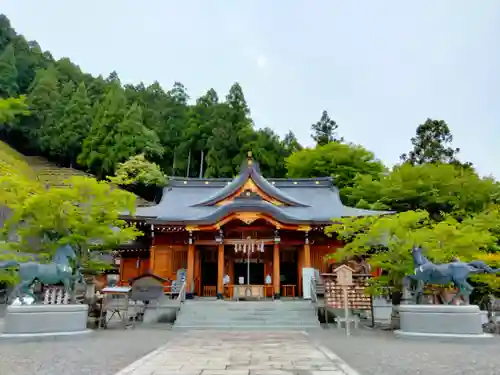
[174,322,319,327]
[174,300,320,330]
[177,319,314,323]
[172,325,321,331]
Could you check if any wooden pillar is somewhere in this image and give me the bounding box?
[297,246,304,297]
[217,244,224,295]
[149,246,155,272]
[186,243,195,294]
[228,257,235,284]
[194,248,201,295]
[273,243,280,296]
[119,255,124,284]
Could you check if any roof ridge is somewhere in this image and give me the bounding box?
[189,161,311,207]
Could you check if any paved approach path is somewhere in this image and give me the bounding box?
[115,331,360,375]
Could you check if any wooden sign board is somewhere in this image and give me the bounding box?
[334,264,354,286]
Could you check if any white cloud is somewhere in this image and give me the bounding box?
[256,55,268,69]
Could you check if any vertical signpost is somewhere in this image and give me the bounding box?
[334,265,354,337]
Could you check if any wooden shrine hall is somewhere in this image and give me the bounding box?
[119,152,387,299]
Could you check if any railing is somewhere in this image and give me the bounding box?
[223,285,234,299]
[222,285,275,300]
[176,282,186,304]
[201,284,297,299]
[202,286,217,297]
[310,277,318,304]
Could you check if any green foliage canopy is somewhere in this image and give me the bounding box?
[108,153,167,187]
[0,175,142,280]
[344,163,500,218]
[400,118,465,166]
[0,95,28,124]
[286,142,386,190]
[326,209,500,295]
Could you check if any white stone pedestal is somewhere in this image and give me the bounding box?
[1,304,91,338]
[395,304,493,340]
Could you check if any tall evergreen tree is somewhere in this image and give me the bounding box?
[205,83,254,177]
[51,82,92,166]
[79,84,163,177]
[0,15,16,52]
[250,127,288,177]
[0,44,19,98]
[21,66,59,143]
[38,80,75,154]
[105,70,120,85]
[177,88,219,177]
[311,110,341,146]
[12,36,50,94]
[110,102,163,166]
[282,130,303,155]
[400,118,468,166]
[168,81,189,105]
[78,83,127,177]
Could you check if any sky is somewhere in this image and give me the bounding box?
[3,1,500,177]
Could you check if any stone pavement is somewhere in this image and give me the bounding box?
[115,331,359,375]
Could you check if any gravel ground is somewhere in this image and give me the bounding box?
[311,327,500,375]
[0,324,174,375]
[2,299,500,375]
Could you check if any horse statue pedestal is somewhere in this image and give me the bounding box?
[1,304,91,339]
[394,304,493,341]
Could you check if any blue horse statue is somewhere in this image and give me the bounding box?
[404,246,500,305]
[0,244,83,304]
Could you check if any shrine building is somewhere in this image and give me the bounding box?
[118,152,388,299]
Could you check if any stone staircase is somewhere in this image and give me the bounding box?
[173,299,320,331]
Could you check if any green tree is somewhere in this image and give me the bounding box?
[168,81,189,106]
[0,175,142,276]
[111,103,163,164]
[79,87,163,178]
[0,44,19,98]
[325,209,500,324]
[400,118,468,166]
[205,83,254,177]
[108,153,167,186]
[249,127,288,177]
[55,57,83,84]
[311,110,341,146]
[286,142,386,191]
[21,65,59,142]
[50,82,92,166]
[282,130,303,155]
[85,74,107,110]
[78,83,127,176]
[0,96,29,125]
[0,15,16,51]
[38,80,75,155]
[11,36,50,94]
[174,88,219,177]
[344,163,500,218]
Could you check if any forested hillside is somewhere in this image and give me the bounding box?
[0,14,307,180]
[0,13,496,210]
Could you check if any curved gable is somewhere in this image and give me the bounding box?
[193,152,309,207]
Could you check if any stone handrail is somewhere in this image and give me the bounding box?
[310,277,318,304]
[176,282,186,304]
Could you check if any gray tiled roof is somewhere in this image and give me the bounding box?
[131,159,392,225]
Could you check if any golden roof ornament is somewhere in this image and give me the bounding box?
[247,151,253,166]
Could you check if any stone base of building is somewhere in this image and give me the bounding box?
[1,304,90,338]
[395,304,493,341]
